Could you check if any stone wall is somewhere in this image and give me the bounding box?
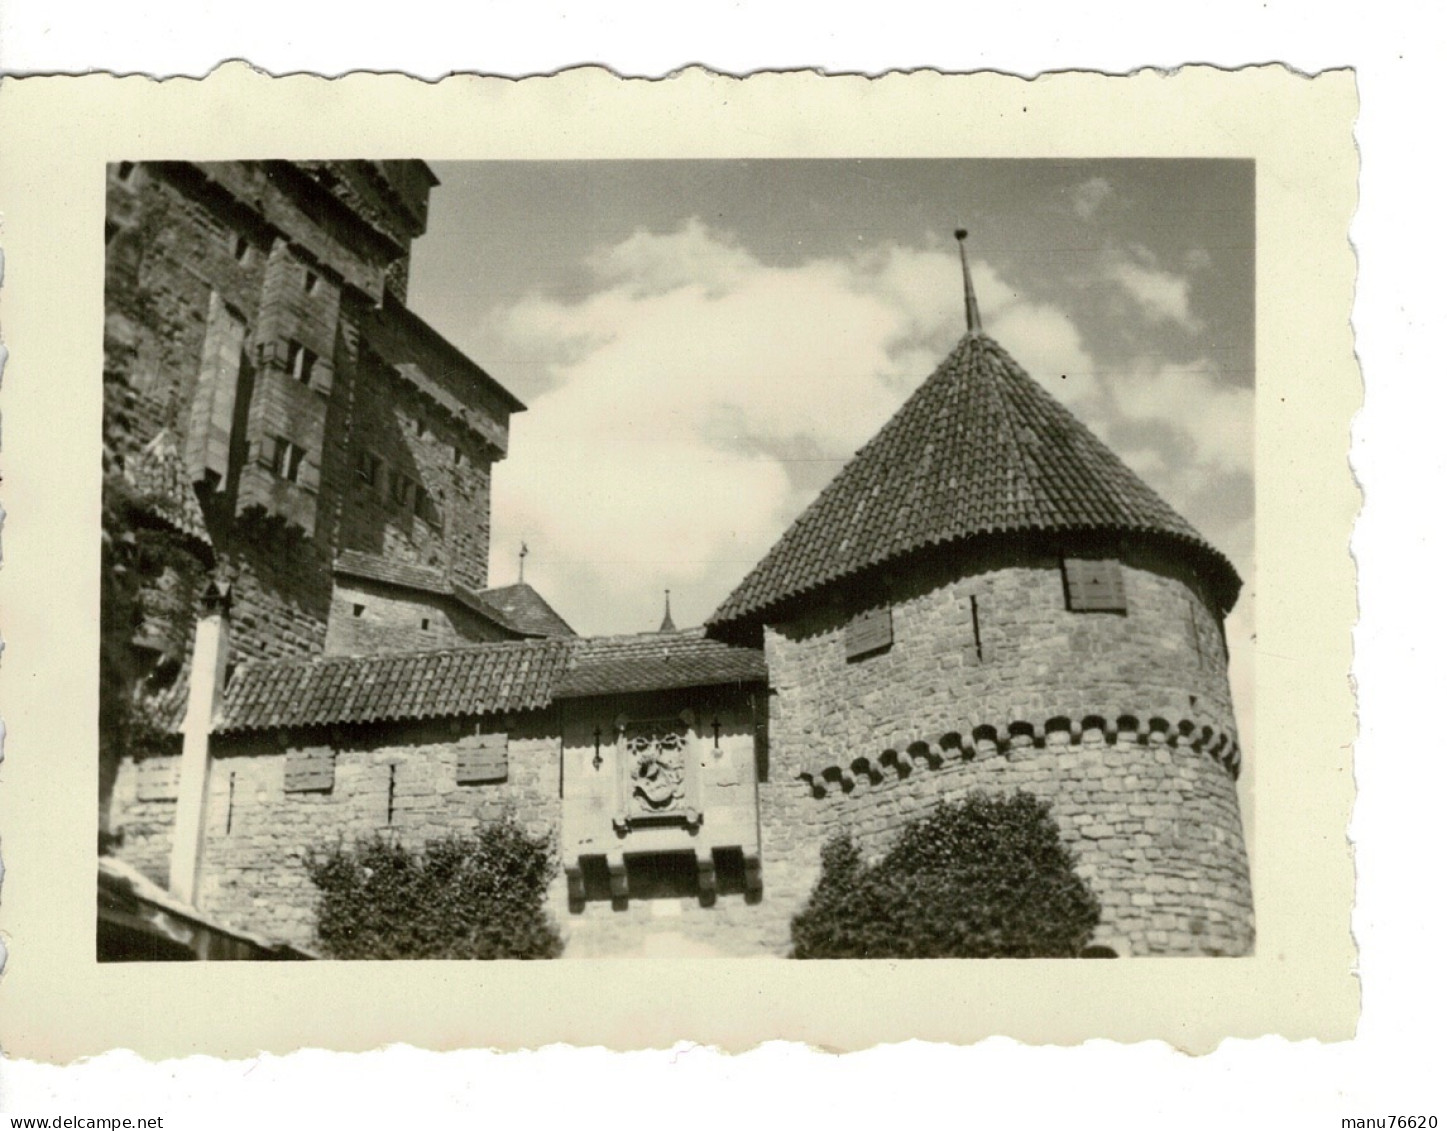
[105,164,366,661]
[336,354,497,592]
[762,539,1253,956]
[325,577,513,656]
[111,712,563,951]
[555,688,789,957]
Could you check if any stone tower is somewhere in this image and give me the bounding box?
[707,243,1252,957]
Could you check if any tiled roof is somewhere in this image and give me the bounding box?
[555,628,767,698]
[126,431,212,550]
[334,549,452,596]
[476,583,576,638]
[212,629,765,734]
[216,638,573,734]
[708,333,1242,628]
[333,552,574,638]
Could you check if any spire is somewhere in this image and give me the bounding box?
[658,589,677,633]
[954,228,983,335]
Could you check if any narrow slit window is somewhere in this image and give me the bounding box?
[231,234,250,263]
[389,470,417,510]
[304,270,320,296]
[969,594,984,661]
[272,437,306,483]
[354,449,381,489]
[288,341,317,385]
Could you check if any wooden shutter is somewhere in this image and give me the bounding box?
[255,434,278,472]
[257,339,285,369]
[845,607,893,659]
[136,756,181,802]
[310,356,334,397]
[297,454,322,494]
[284,745,336,793]
[1063,558,1127,612]
[457,732,508,784]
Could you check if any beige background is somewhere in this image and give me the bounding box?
[0,64,1358,1061]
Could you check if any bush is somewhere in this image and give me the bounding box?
[791,791,1101,958]
[304,818,563,960]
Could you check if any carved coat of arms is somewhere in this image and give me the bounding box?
[627,725,687,810]
[614,716,701,831]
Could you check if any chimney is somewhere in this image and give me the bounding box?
[168,578,232,907]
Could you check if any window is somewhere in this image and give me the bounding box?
[420,618,430,631]
[845,608,893,660]
[352,604,365,618]
[288,341,318,385]
[304,270,320,296]
[231,234,250,263]
[456,733,508,785]
[389,469,417,510]
[1062,558,1127,613]
[272,437,306,483]
[354,449,382,489]
[284,745,336,794]
[414,485,443,529]
[116,161,136,182]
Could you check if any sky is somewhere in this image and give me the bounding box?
[407,159,1255,769]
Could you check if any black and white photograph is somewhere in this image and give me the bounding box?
[0,66,1364,1081]
[97,156,1258,962]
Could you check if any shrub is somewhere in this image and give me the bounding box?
[790,791,1101,958]
[304,817,563,960]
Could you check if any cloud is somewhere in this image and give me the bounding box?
[483,221,1249,648]
[486,225,969,633]
[1104,248,1202,332]
[1070,176,1114,219]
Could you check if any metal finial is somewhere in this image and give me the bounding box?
[954,228,983,335]
[518,542,529,584]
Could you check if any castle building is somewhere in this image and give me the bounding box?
[102,168,1252,959]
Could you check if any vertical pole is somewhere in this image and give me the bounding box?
[954,228,983,335]
[169,580,231,907]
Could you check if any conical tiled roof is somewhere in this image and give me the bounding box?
[477,582,576,638]
[708,332,1241,629]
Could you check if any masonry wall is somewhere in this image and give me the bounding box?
[105,163,370,661]
[555,688,782,958]
[108,754,184,890]
[110,713,561,951]
[325,578,513,656]
[762,539,1253,957]
[195,714,561,949]
[337,355,497,591]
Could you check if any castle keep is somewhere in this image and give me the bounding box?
[102,162,1253,959]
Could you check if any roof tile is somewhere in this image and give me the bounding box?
[213,629,765,735]
[708,333,1242,627]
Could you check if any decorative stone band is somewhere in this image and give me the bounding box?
[796,712,1242,799]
